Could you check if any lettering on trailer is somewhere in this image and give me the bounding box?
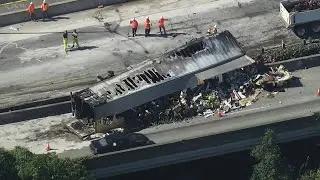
[98,68,173,100]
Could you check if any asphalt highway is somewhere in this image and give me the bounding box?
[0,0,299,108]
[59,90,320,158]
[88,98,320,178]
[0,0,65,15]
[1,0,318,161]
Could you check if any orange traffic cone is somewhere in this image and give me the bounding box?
[217,111,223,117]
[46,142,52,152]
[317,89,320,97]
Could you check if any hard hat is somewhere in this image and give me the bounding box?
[43,0,46,3]
[160,16,164,19]
[132,18,135,20]
[214,24,217,28]
[146,16,149,19]
[30,2,33,4]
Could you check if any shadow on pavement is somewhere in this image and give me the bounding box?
[130,32,187,38]
[44,16,70,22]
[286,76,304,88]
[263,76,303,92]
[68,46,98,52]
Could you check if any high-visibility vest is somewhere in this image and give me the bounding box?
[27,4,35,13]
[41,3,48,11]
[158,18,167,27]
[130,20,138,28]
[144,19,151,29]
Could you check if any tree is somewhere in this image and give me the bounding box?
[250,129,291,180]
[2,146,93,180]
[11,146,35,180]
[299,169,320,180]
[0,148,19,180]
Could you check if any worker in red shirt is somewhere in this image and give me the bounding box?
[158,16,168,35]
[144,16,152,37]
[40,0,49,21]
[27,2,35,21]
[129,18,138,37]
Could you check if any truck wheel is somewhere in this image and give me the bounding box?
[311,23,320,33]
[294,25,308,39]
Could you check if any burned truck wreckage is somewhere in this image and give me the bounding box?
[71,31,256,122]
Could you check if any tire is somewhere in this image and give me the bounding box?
[293,25,309,39]
[312,22,320,33]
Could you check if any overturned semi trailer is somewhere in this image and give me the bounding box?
[71,31,255,120]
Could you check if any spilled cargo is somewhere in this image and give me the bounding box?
[71,31,254,120]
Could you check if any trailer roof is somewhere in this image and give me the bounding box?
[74,31,253,115]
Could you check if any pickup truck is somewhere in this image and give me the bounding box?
[280,0,320,38]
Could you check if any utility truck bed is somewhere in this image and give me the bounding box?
[280,0,320,38]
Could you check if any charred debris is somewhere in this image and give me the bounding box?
[70,31,293,134]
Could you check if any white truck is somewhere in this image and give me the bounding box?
[280,0,320,38]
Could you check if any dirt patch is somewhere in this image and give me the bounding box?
[25,124,81,142]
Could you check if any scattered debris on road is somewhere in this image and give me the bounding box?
[287,0,320,12]
[69,61,293,136]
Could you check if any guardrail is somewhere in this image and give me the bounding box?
[0,96,71,124]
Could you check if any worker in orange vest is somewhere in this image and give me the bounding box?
[27,2,35,21]
[158,16,168,35]
[129,18,138,37]
[40,0,49,21]
[144,17,152,37]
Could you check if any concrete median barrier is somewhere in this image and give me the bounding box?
[86,115,320,178]
[266,54,320,71]
[0,0,129,27]
[0,101,71,124]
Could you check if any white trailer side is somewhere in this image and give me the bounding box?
[280,0,320,38]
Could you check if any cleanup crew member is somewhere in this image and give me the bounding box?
[212,25,218,35]
[206,28,212,35]
[71,30,79,49]
[40,0,49,21]
[158,16,168,35]
[27,2,35,21]
[144,16,152,37]
[63,30,68,52]
[129,18,138,37]
[207,25,218,36]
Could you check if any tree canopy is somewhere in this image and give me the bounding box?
[299,169,320,180]
[251,129,320,180]
[250,129,291,180]
[0,147,92,180]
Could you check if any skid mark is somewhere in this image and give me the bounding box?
[0,41,43,63]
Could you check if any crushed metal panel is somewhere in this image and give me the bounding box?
[74,31,248,119]
[94,74,199,118]
[196,55,255,80]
